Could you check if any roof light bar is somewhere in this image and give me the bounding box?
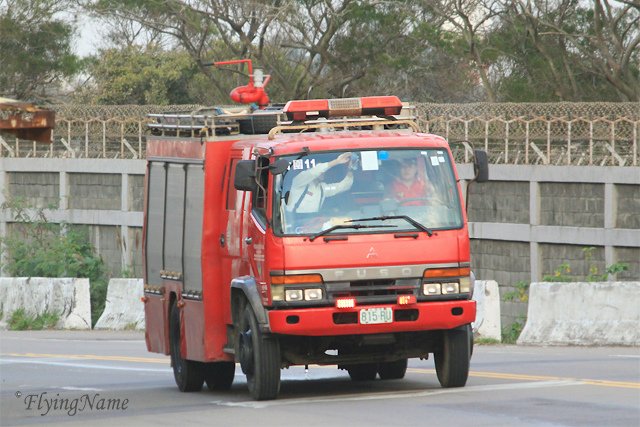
[283,96,403,121]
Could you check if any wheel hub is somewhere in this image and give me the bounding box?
[238,329,254,375]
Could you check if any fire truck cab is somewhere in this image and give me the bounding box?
[142,96,488,400]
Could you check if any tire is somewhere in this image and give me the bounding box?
[434,325,471,388]
[378,359,408,380]
[204,362,235,391]
[169,302,204,392]
[237,304,281,400]
[346,363,378,381]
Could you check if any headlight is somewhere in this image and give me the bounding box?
[285,289,304,302]
[423,283,442,295]
[304,288,323,301]
[442,282,460,294]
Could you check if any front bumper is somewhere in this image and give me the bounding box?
[268,300,475,336]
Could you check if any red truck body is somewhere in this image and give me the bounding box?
[143,96,485,400]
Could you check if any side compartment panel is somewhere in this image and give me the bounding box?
[164,164,186,273]
[146,162,166,285]
[184,164,205,291]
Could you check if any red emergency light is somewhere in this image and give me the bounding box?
[283,96,403,121]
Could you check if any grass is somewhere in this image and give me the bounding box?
[474,337,501,345]
[8,308,60,330]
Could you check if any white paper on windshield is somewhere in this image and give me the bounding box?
[430,156,439,166]
[361,151,379,170]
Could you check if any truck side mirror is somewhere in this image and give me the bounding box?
[234,160,257,191]
[269,158,290,175]
[473,150,489,183]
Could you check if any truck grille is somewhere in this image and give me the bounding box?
[326,279,420,305]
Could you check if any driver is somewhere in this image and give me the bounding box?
[387,157,432,205]
[287,152,354,213]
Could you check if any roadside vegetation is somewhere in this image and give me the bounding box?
[0,197,108,326]
[7,308,60,330]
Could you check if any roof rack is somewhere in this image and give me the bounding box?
[267,118,420,140]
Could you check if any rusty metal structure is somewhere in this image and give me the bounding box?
[0,98,55,145]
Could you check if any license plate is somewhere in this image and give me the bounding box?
[359,307,393,325]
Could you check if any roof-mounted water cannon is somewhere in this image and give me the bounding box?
[203,58,271,108]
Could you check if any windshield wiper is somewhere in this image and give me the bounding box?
[309,224,393,242]
[345,215,433,236]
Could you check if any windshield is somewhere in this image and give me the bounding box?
[273,149,463,236]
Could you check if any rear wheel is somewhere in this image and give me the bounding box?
[169,302,204,392]
[204,362,235,391]
[347,363,378,381]
[237,305,281,400]
[434,325,471,388]
[378,359,408,380]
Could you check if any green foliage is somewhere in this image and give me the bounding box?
[77,45,207,105]
[474,337,501,345]
[543,247,629,282]
[8,308,60,330]
[502,281,530,302]
[0,0,82,101]
[502,318,525,344]
[542,262,573,282]
[0,197,108,326]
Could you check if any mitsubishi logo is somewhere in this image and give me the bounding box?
[366,246,378,259]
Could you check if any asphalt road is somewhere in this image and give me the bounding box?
[1,330,638,426]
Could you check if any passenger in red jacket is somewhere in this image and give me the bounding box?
[387,157,433,205]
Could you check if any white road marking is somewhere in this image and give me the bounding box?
[57,386,103,391]
[211,380,582,409]
[611,355,640,359]
[0,358,170,373]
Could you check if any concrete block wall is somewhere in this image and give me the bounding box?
[540,243,606,280]
[7,172,60,208]
[617,184,640,229]
[615,247,640,281]
[0,159,145,278]
[540,183,604,228]
[467,181,529,223]
[461,164,640,336]
[68,173,122,210]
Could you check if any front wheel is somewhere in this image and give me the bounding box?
[434,325,471,388]
[237,304,281,400]
[170,302,204,392]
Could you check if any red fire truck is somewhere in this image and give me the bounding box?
[142,95,488,400]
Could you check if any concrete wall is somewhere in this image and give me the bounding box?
[461,164,640,332]
[0,159,145,278]
[1,160,639,336]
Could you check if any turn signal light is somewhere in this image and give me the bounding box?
[271,274,323,285]
[423,267,470,278]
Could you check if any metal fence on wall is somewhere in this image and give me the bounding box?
[1,103,637,166]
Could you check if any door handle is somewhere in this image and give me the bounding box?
[244,237,253,245]
[219,234,225,247]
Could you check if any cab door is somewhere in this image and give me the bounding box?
[220,151,248,324]
[244,155,270,305]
